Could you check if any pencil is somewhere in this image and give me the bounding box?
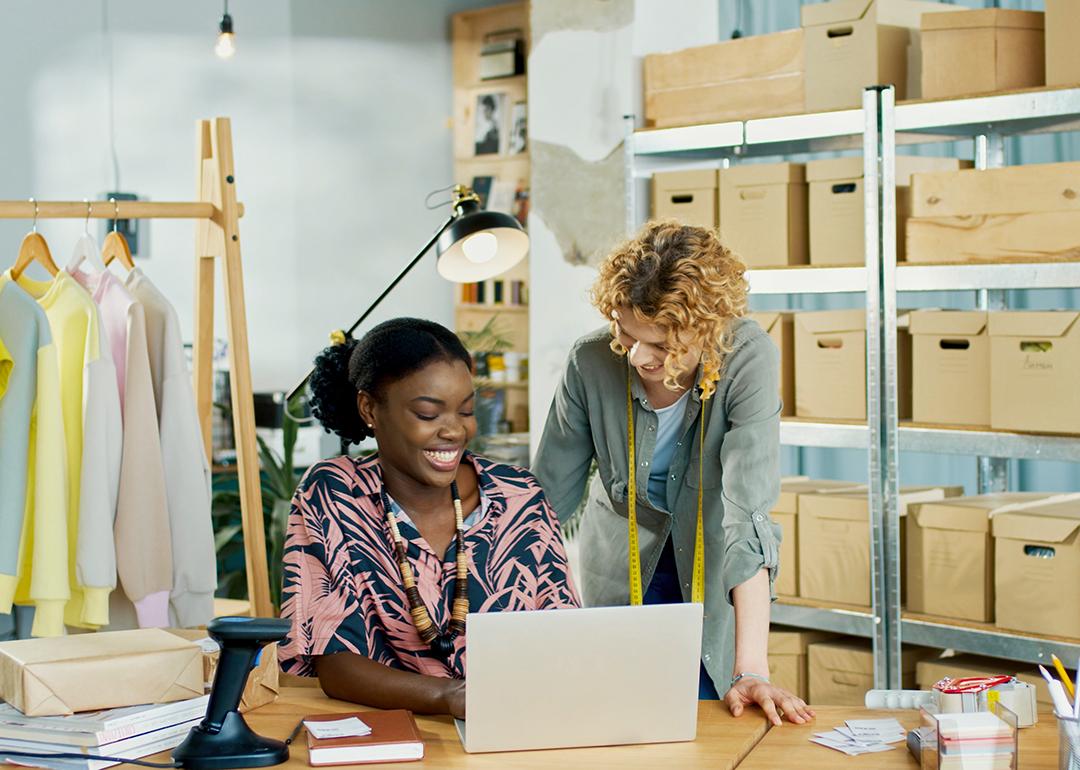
[1052,654,1076,700]
[285,718,304,745]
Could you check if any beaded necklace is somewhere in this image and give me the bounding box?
[379,480,469,661]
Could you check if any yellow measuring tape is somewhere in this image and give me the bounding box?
[626,368,706,605]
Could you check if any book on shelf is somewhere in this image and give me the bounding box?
[305,710,423,766]
[0,696,209,748]
[459,280,527,307]
[0,716,201,770]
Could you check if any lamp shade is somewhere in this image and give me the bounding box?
[436,202,528,283]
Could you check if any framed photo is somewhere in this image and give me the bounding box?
[474,92,505,156]
[508,101,527,155]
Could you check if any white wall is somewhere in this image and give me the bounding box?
[527,0,720,457]
[1,0,501,391]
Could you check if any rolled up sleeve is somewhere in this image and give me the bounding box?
[718,332,782,604]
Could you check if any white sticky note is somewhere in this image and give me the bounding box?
[303,717,373,740]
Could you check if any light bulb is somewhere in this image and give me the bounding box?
[215,31,236,58]
[461,232,498,264]
[216,11,235,59]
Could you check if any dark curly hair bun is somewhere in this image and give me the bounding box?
[309,335,370,445]
[307,318,473,447]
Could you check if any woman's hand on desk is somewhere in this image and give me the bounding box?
[725,678,814,727]
[444,680,466,720]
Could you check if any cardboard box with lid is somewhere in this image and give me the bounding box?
[808,639,931,706]
[801,0,956,112]
[798,485,962,608]
[993,493,1080,639]
[771,479,864,598]
[644,29,804,128]
[793,309,912,421]
[1046,0,1080,88]
[907,492,1048,623]
[989,311,1080,435]
[907,161,1080,263]
[719,162,808,268]
[748,311,795,418]
[769,627,837,700]
[652,170,718,230]
[806,155,967,266]
[921,9,1044,101]
[909,310,989,427]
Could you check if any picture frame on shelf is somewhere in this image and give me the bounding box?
[471,175,494,209]
[474,91,506,156]
[508,100,527,155]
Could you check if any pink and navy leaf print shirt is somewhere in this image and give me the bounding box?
[278,452,580,679]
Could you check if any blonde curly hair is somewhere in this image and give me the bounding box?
[591,220,748,400]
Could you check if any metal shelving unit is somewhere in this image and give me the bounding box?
[626,85,1080,689]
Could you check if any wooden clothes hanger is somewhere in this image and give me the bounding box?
[10,198,59,280]
[101,198,135,271]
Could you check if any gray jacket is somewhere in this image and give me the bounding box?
[533,318,782,693]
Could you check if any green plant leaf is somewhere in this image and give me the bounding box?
[215,523,243,552]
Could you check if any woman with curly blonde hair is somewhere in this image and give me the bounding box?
[534,220,811,726]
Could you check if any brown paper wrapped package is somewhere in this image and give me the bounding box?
[166,629,279,712]
[0,628,203,716]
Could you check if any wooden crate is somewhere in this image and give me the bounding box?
[906,211,1080,262]
[644,30,804,128]
[911,161,1080,218]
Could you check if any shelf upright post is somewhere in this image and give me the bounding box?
[864,85,903,689]
[974,132,1010,495]
[624,114,641,235]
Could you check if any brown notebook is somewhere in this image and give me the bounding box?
[304,711,424,766]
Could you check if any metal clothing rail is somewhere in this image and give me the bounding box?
[1,118,271,619]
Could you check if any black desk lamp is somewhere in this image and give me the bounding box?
[285,184,529,405]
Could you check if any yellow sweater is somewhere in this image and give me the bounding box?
[0,274,70,636]
[11,270,122,629]
[0,336,11,395]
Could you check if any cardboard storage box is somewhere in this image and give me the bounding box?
[749,312,795,418]
[652,170,718,229]
[907,493,1047,623]
[808,639,927,706]
[794,309,912,421]
[801,0,955,112]
[921,9,1045,100]
[644,29,804,128]
[907,161,1080,263]
[771,479,864,598]
[167,629,280,713]
[807,156,967,266]
[719,163,808,268]
[989,311,1080,435]
[799,486,960,608]
[769,628,837,700]
[1046,0,1080,88]
[909,310,989,427]
[0,628,203,717]
[993,493,1080,639]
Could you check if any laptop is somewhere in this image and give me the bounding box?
[455,603,703,753]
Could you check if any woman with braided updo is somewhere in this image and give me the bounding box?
[535,221,813,727]
[278,318,579,719]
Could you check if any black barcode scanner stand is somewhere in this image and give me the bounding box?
[173,617,292,769]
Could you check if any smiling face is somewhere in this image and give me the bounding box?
[614,307,701,390]
[358,357,477,489]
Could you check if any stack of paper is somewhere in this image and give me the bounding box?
[303,717,372,740]
[811,717,906,756]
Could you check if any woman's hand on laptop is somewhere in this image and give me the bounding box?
[445,680,466,720]
[726,678,814,727]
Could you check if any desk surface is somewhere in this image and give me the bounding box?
[739,706,1060,769]
[231,687,769,769]
[156,691,1063,769]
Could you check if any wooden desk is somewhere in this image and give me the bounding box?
[169,687,768,769]
[739,706,1061,769]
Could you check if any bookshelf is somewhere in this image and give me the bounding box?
[451,2,531,434]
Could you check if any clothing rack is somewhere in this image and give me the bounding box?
[0,117,272,618]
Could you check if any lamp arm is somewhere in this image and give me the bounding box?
[285,213,457,404]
